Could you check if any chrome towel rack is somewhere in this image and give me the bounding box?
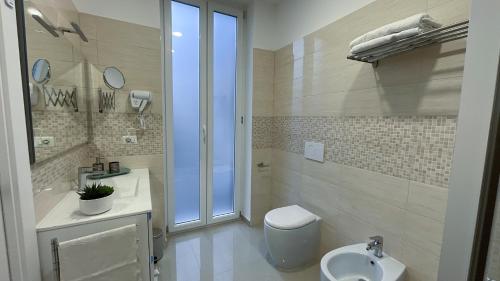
[98,88,116,113]
[347,19,469,65]
[51,238,61,281]
[42,86,78,112]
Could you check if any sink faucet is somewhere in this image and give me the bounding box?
[366,236,384,258]
[78,167,97,192]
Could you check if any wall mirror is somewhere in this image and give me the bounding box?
[32,58,51,84]
[103,67,125,90]
[21,2,91,164]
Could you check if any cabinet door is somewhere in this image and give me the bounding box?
[37,213,153,281]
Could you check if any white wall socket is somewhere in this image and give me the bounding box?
[34,136,55,147]
[122,135,138,144]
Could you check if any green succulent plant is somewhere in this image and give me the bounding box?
[78,182,114,200]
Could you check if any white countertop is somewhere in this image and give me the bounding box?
[36,168,152,232]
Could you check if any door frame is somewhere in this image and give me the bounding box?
[163,0,245,233]
[0,0,41,279]
[437,0,500,279]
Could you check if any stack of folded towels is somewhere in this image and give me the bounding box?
[349,13,442,55]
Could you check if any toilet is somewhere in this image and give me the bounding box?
[264,205,321,270]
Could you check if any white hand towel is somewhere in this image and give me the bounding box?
[350,27,422,54]
[58,224,141,281]
[349,13,441,48]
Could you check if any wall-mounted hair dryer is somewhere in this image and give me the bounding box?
[130,90,152,114]
[130,90,152,129]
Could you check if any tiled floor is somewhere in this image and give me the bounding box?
[158,221,320,281]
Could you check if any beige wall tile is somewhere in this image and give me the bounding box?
[407,181,448,222]
[78,13,97,40]
[402,211,445,256]
[401,240,441,281]
[94,14,161,50]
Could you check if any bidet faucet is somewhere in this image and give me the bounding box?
[366,235,384,258]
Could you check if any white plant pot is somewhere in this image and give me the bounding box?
[79,193,114,215]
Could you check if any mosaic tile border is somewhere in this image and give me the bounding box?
[32,110,89,162]
[31,144,89,192]
[89,112,163,158]
[258,115,457,188]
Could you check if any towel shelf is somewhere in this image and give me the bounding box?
[347,19,469,65]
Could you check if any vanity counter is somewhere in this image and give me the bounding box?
[36,168,152,232]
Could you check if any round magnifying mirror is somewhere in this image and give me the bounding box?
[103,67,125,90]
[32,59,51,84]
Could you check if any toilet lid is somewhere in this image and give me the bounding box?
[265,205,317,230]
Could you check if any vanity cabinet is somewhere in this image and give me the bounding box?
[36,169,154,281]
[37,212,153,281]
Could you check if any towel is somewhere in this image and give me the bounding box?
[58,224,141,281]
[350,27,423,54]
[349,13,441,48]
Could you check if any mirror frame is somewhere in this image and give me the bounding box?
[16,0,35,164]
[31,58,51,85]
[103,66,125,90]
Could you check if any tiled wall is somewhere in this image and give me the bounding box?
[78,13,164,230]
[31,145,90,222]
[250,0,469,280]
[251,49,275,224]
[272,115,457,188]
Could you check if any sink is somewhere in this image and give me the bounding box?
[88,174,139,199]
[321,243,406,281]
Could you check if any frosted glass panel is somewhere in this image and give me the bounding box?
[172,2,201,224]
[212,12,236,217]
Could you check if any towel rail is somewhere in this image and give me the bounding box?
[51,238,61,281]
[347,19,469,65]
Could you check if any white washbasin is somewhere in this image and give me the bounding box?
[321,243,406,281]
[88,174,139,199]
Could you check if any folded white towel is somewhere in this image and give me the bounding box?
[350,27,423,54]
[349,13,441,48]
[58,224,141,281]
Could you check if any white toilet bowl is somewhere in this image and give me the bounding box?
[264,205,321,270]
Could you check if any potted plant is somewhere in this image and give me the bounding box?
[77,183,115,215]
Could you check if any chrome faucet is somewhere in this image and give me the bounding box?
[77,167,95,192]
[366,236,384,258]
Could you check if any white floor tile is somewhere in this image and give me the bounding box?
[158,221,320,281]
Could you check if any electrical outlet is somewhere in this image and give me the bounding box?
[34,136,55,147]
[122,135,138,144]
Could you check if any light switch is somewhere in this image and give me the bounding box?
[304,141,324,162]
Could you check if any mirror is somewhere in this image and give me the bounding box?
[22,3,91,163]
[32,58,51,84]
[103,67,125,90]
